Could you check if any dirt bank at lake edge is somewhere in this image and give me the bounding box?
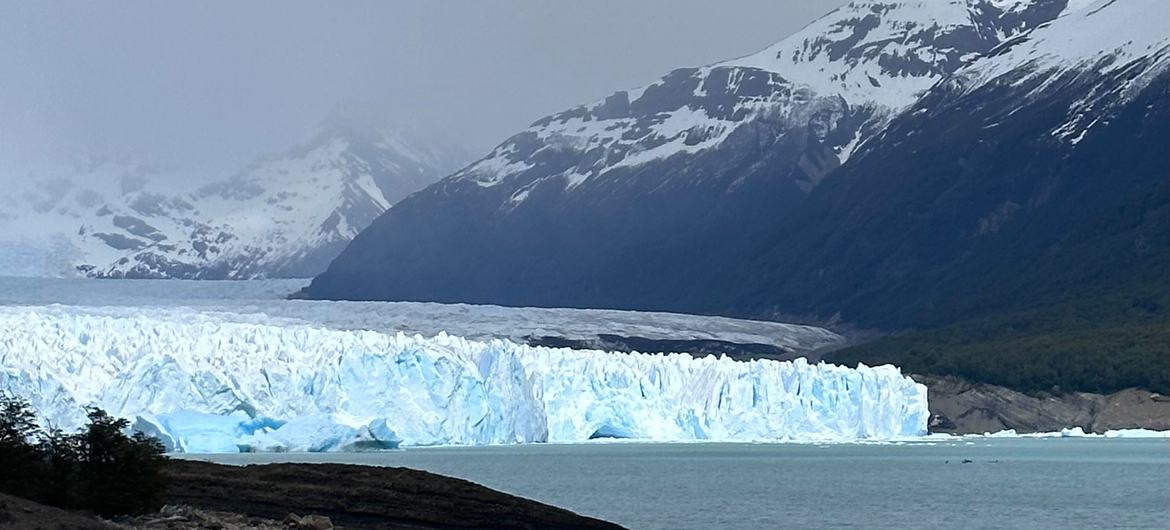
[0,461,626,530]
[916,374,1170,434]
[160,460,625,530]
[0,492,120,530]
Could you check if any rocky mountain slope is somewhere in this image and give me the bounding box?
[915,374,1170,434]
[304,0,1078,307]
[737,0,1168,325]
[791,0,1169,392]
[0,122,467,279]
[304,0,1168,393]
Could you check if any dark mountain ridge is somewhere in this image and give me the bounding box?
[304,0,1168,393]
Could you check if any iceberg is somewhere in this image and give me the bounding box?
[972,428,1170,439]
[1102,429,1170,439]
[979,427,1090,439]
[0,306,928,451]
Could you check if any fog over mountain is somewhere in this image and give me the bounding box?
[0,0,840,187]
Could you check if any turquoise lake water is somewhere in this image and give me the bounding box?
[189,438,1169,529]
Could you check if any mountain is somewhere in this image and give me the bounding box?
[304,0,1168,393]
[305,0,1075,308]
[812,0,1169,392]
[734,0,1168,326]
[0,123,468,279]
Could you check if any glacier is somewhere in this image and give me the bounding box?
[0,277,847,357]
[0,305,928,452]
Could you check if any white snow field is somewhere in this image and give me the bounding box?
[0,279,927,452]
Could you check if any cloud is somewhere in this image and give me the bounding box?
[0,0,841,186]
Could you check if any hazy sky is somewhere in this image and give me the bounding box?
[0,0,842,183]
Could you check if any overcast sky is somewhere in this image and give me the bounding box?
[0,0,842,184]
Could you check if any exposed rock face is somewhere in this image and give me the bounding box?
[917,375,1170,434]
[124,505,293,530]
[284,514,334,530]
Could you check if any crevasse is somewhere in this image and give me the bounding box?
[0,306,928,452]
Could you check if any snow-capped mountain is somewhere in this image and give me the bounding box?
[0,123,468,279]
[0,153,191,277]
[947,0,1168,146]
[743,0,1168,328]
[449,0,1066,196]
[304,0,1107,308]
[305,0,1167,396]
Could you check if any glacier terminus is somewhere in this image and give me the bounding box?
[0,298,927,452]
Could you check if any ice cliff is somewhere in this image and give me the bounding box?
[0,306,928,451]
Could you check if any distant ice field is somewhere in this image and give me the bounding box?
[0,277,845,355]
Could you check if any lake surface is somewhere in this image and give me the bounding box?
[186,439,1169,530]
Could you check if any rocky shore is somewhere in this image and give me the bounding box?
[0,460,625,530]
[916,374,1170,434]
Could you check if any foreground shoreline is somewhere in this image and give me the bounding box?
[174,437,1170,530]
[0,460,625,530]
[2,431,1165,530]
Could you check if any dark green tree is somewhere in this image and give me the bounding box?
[74,407,167,517]
[0,397,167,517]
[41,427,81,509]
[0,394,48,500]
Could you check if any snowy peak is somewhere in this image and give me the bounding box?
[929,0,1170,145]
[0,123,469,279]
[0,155,187,277]
[958,0,1168,88]
[94,126,468,279]
[726,0,1073,105]
[729,1,978,107]
[451,0,1071,193]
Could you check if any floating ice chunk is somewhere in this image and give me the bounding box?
[973,427,1170,439]
[364,419,403,449]
[240,414,360,452]
[1103,429,1170,439]
[136,411,256,453]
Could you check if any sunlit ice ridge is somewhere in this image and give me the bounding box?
[0,305,927,452]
